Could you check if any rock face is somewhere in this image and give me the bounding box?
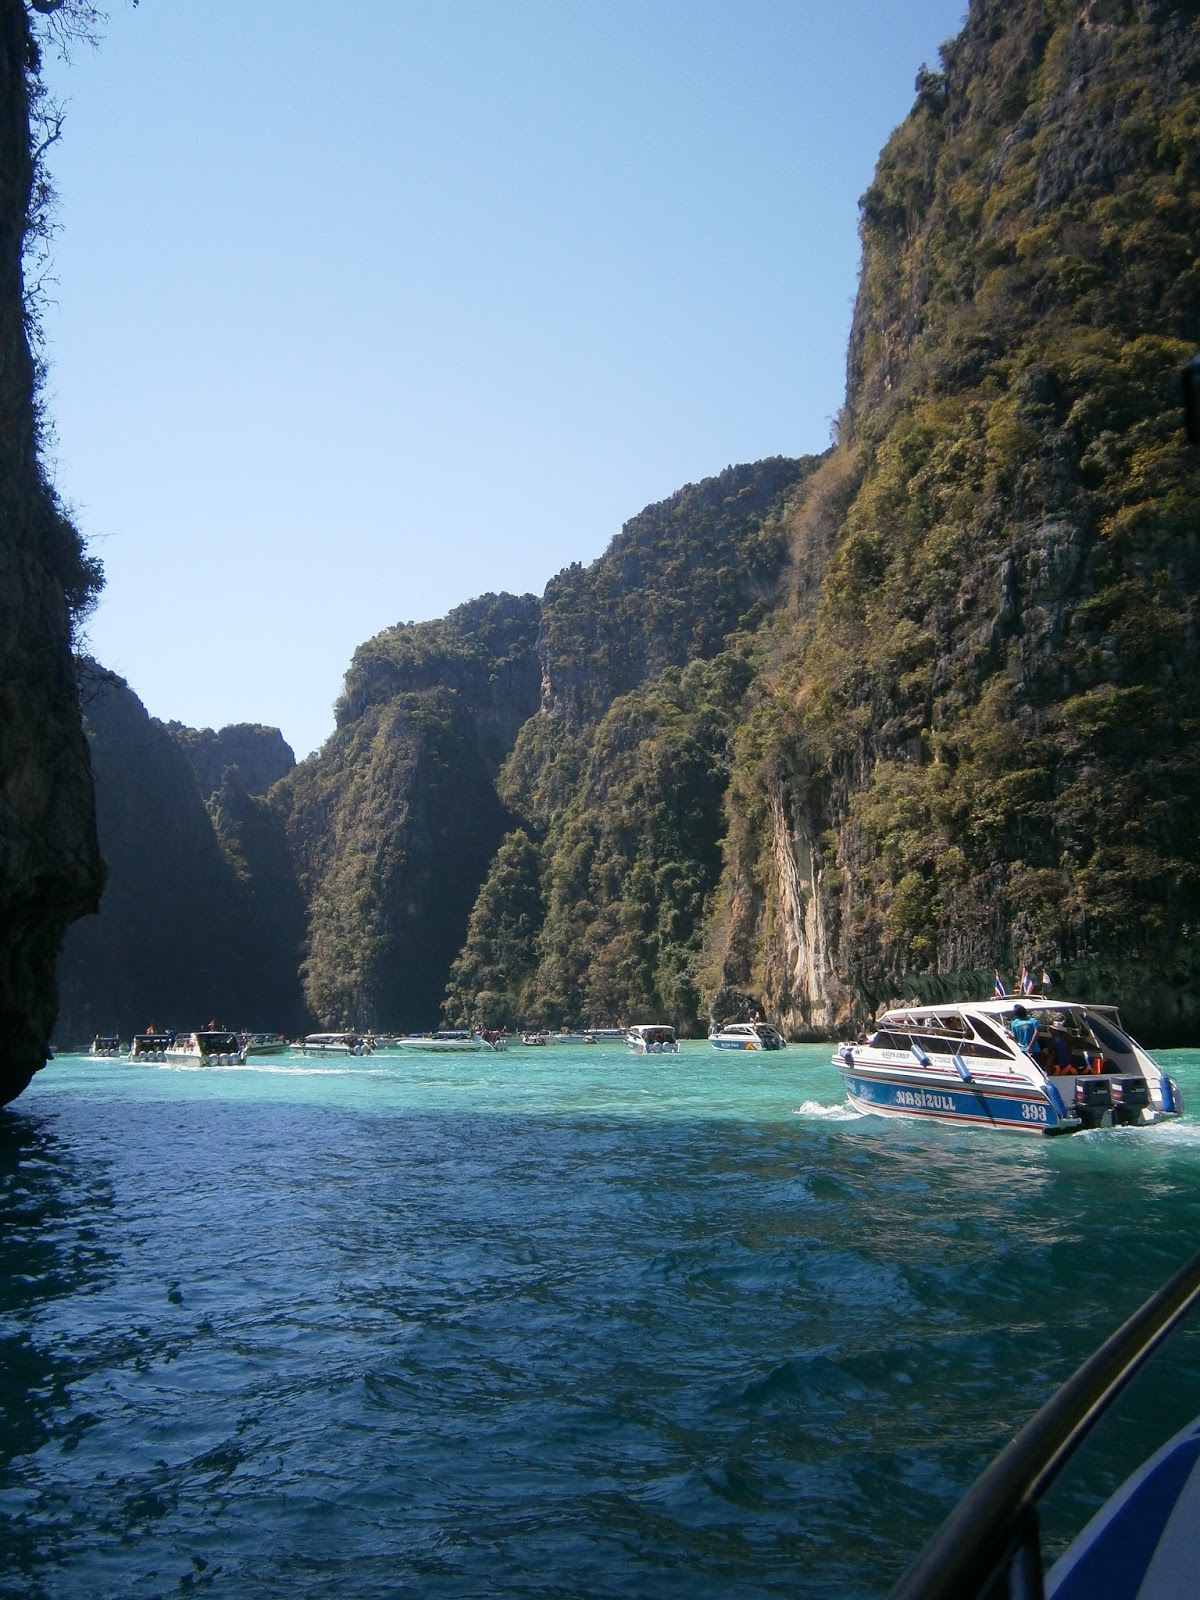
[712,0,1200,1044]
[55,668,308,1045]
[276,594,543,1030]
[166,722,295,800]
[0,0,104,1104]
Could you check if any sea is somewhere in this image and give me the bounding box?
[3,1041,1200,1599]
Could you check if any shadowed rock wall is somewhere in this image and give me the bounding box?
[0,0,102,1104]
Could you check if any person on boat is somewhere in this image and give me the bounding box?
[1009,1004,1039,1055]
[1048,1027,1077,1075]
[1011,1004,1049,1068]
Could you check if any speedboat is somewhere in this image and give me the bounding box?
[165,1030,247,1067]
[834,996,1182,1135]
[240,1031,288,1056]
[390,1030,500,1052]
[301,1032,374,1057]
[521,1030,597,1046]
[129,1032,176,1063]
[88,1035,124,1058]
[709,1020,787,1051]
[627,1024,679,1055]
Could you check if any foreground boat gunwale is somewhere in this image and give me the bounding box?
[889,1248,1200,1600]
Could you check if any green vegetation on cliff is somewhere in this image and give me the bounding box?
[58,0,1200,1051]
[275,595,543,1030]
[713,0,1200,1040]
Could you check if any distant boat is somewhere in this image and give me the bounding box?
[520,1030,598,1046]
[709,1021,787,1052]
[88,1035,124,1058]
[626,1024,679,1055]
[129,1032,177,1064]
[241,1031,288,1056]
[391,1030,502,1053]
[301,1032,374,1057]
[165,1031,247,1067]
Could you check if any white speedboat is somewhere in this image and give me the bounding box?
[626,1024,679,1055]
[390,1030,502,1053]
[241,1031,288,1056]
[521,1030,597,1046]
[164,1030,247,1067]
[301,1032,374,1057]
[129,1032,176,1063]
[88,1035,124,1058]
[834,996,1182,1135]
[709,1021,787,1051]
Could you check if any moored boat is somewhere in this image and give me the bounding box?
[391,1030,502,1053]
[129,1031,176,1063]
[301,1032,374,1057]
[709,1020,787,1051]
[165,1030,247,1067]
[835,996,1182,1136]
[240,1031,288,1056]
[520,1030,597,1046]
[626,1024,679,1055]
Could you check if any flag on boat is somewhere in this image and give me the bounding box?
[994,972,1007,998]
[1021,966,1035,996]
[1041,968,1053,991]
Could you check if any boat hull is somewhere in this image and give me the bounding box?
[710,1038,784,1051]
[838,1066,1079,1135]
[390,1034,497,1052]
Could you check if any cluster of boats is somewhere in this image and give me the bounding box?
[113,1029,281,1067]
[85,994,1184,1143]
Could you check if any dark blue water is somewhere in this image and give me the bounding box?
[4,1044,1200,1598]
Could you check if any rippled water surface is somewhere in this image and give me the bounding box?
[4,1043,1200,1598]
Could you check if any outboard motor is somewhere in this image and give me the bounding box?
[1072,1076,1115,1129]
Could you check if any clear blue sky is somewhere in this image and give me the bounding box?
[40,0,966,760]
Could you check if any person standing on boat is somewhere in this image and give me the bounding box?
[1009,1004,1039,1055]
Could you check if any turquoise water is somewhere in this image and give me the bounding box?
[4,1042,1200,1598]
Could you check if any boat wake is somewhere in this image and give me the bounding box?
[793,1099,864,1121]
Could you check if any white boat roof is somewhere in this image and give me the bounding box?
[878,997,1125,1027]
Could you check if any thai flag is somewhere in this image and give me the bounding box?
[1021,966,1035,996]
[1041,968,1053,992]
[994,972,1007,998]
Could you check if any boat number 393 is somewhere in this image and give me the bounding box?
[1020,1102,1049,1122]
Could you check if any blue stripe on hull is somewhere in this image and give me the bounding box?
[839,1070,1066,1133]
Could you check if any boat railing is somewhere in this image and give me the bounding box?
[889,1247,1200,1600]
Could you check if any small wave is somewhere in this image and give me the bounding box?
[793,1098,864,1121]
[215,1062,379,1077]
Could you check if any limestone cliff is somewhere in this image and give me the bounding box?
[0,0,103,1103]
[276,594,542,1030]
[167,721,295,801]
[713,0,1200,1044]
[55,668,308,1044]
